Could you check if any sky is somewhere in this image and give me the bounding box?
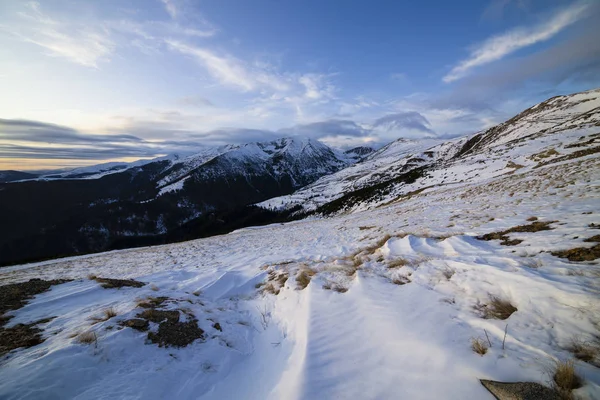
[0,0,599,170]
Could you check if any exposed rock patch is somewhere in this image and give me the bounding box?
[479,380,560,400]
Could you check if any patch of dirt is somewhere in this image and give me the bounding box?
[148,319,204,348]
[0,279,71,327]
[0,317,55,357]
[93,277,146,289]
[137,297,169,308]
[506,161,524,170]
[137,309,180,324]
[121,319,149,331]
[477,221,556,246]
[584,235,600,243]
[535,146,600,168]
[552,244,600,262]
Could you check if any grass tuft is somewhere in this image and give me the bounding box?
[568,337,598,364]
[478,295,517,320]
[551,359,583,394]
[77,331,97,345]
[471,337,489,355]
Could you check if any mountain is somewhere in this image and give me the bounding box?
[1,92,599,399]
[260,88,600,214]
[0,137,352,266]
[0,170,38,183]
[1,88,598,267]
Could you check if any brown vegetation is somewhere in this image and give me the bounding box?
[477,221,556,246]
[476,296,517,320]
[92,277,146,289]
[471,337,489,355]
[296,269,316,290]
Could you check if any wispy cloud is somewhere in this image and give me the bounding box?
[161,0,178,19]
[166,40,289,92]
[481,0,530,21]
[4,2,114,68]
[444,1,590,82]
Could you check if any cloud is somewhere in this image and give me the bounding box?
[161,0,178,19]
[433,13,600,113]
[4,2,114,68]
[444,1,590,82]
[0,118,200,161]
[176,96,215,108]
[280,120,369,139]
[481,0,529,21]
[372,112,436,137]
[166,40,289,92]
[0,119,142,144]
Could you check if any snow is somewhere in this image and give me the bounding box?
[1,136,599,398]
[1,90,600,399]
[157,176,190,196]
[259,88,600,213]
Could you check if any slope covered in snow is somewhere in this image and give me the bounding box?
[1,136,598,399]
[260,88,600,214]
[0,89,599,399]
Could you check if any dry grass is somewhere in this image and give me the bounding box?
[89,307,118,324]
[77,331,97,345]
[363,234,392,255]
[442,267,455,280]
[551,359,583,396]
[392,277,410,285]
[568,337,598,364]
[322,282,348,293]
[478,296,517,320]
[262,283,280,295]
[103,307,118,319]
[386,258,409,269]
[296,269,316,290]
[471,337,489,355]
[136,296,168,309]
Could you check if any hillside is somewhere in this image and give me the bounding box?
[0,137,356,266]
[260,88,600,214]
[0,88,599,399]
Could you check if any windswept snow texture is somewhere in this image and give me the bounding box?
[1,89,600,399]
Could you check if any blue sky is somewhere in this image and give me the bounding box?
[0,0,599,169]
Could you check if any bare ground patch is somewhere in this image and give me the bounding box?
[0,317,55,357]
[477,221,556,246]
[0,278,71,326]
[92,277,146,289]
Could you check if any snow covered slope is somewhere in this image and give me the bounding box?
[1,88,599,399]
[260,88,600,214]
[1,119,599,398]
[155,137,349,197]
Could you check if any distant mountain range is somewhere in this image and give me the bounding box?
[1,88,598,266]
[0,138,370,265]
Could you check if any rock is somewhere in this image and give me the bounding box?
[480,380,561,400]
